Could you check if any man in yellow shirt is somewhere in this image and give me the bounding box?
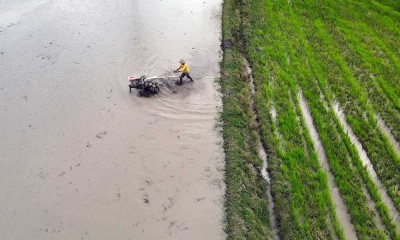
[174,59,193,85]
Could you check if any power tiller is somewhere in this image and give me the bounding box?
[128,75,160,97]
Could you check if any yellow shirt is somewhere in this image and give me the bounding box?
[178,63,190,73]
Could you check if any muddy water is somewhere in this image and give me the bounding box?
[0,1,225,239]
[298,92,357,240]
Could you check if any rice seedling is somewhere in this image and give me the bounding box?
[296,3,400,214]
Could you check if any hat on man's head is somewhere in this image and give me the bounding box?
[179,59,185,64]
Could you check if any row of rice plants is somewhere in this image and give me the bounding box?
[279,3,391,239]
[373,0,400,12]
[368,1,400,24]
[223,0,341,238]
[241,0,345,239]
[295,20,400,240]
[220,0,273,239]
[291,0,400,214]
[299,0,400,148]
[243,0,398,238]
[335,0,400,57]
[313,0,400,142]
[220,0,400,238]
[354,1,400,56]
[277,1,400,238]
[338,24,400,141]
[268,64,340,239]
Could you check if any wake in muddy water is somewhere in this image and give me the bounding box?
[156,77,193,95]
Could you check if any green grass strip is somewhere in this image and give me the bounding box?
[221,0,400,238]
[220,0,272,239]
[288,3,399,237]
[334,21,400,141]
[245,0,389,238]
[294,14,400,239]
[316,0,400,140]
[242,0,344,239]
[291,0,400,143]
[295,0,400,215]
[373,0,400,12]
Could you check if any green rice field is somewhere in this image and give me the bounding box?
[220,0,400,239]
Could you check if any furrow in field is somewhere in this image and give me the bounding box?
[299,13,400,215]
[334,26,400,142]
[297,53,397,237]
[297,91,356,240]
[220,0,274,238]
[296,0,400,143]
[269,106,284,153]
[291,5,400,235]
[270,69,339,239]
[266,0,392,237]
[333,103,400,234]
[239,1,340,238]
[244,1,368,236]
[360,184,389,239]
[244,58,279,240]
[222,0,400,238]
[375,115,400,158]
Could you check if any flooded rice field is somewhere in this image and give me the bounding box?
[375,114,400,157]
[298,92,357,240]
[333,103,400,233]
[243,58,279,240]
[0,0,225,239]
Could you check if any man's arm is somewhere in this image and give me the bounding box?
[174,65,182,73]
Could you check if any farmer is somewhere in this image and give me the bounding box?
[174,59,193,85]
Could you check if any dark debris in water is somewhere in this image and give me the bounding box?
[220,40,232,49]
[143,194,150,204]
[96,130,107,139]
